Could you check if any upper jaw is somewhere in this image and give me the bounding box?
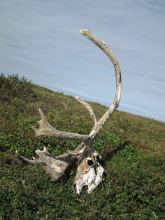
[72,160,104,194]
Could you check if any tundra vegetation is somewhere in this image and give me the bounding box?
[0,73,165,219]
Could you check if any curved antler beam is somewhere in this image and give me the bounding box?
[80,29,122,140]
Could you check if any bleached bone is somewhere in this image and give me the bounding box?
[16,29,122,194]
[33,147,77,181]
[32,108,90,142]
[15,150,35,163]
[75,96,97,127]
[16,147,77,181]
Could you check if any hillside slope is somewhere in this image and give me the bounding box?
[0,74,165,219]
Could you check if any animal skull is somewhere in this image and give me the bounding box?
[73,154,104,194]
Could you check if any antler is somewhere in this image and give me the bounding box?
[15,29,122,194]
[80,29,121,142]
[72,30,121,193]
[32,108,90,142]
[75,96,97,127]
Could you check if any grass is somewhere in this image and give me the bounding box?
[0,73,165,219]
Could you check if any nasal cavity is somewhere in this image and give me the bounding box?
[87,160,94,166]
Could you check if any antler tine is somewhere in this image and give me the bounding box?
[75,96,97,127]
[57,142,85,158]
[80,29,122,140]
[32,108,91,142]
[15,150,35,163]
[60,97,97,158]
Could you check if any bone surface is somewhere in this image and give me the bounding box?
[15,29,122,194]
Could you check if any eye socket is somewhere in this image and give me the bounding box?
[96,155,99,161]
[87,160,94,166]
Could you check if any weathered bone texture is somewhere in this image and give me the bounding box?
[75,96,97,127]
[33,147,77,181]
[15,29,122,194]
[32,108,90,142]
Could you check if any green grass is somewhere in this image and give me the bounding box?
[0,73,165,219]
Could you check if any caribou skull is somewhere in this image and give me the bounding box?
[15,29,122,194]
